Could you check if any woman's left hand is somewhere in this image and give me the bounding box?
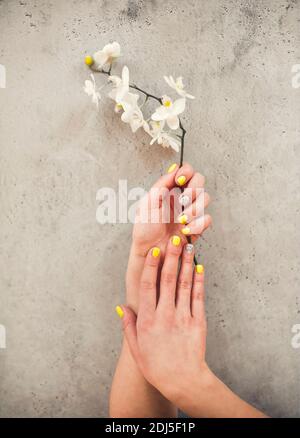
[119,235,210,404]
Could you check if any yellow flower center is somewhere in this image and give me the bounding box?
[163,100,171,107]
[85,55,94,66]
[116,103,123,109]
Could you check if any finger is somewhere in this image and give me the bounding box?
[157,235,182,312]
[191,265,205,320]
[139,247,161,317]
[152,162,179,191]
[116,305,141,364]
[144,163,179,220]
[187,172,205,192]
[181,214,212,237]
[174,162,194,187]
[177,172,205,209]
[184,172,206,203]
[176,243,194,316]
[178,192,211,225]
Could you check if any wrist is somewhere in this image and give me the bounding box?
[165,363,215,406]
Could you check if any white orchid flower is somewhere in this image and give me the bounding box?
[164,75,195,99]
[83,74,101,109]
[108,65,130,105]
[151,95,186,130]
[120,93,148,133]
[93,41,121,69]
[160,132,181,152]
[149,121,180,152]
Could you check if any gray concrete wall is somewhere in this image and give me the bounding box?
[0,0,299,418]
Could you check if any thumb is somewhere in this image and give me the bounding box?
[115,305,140,364]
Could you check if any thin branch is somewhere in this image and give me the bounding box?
[89,63,199,264]
[129,84,162,104]
[179,119,186,168]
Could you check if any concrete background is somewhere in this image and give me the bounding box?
[0,0,299,418]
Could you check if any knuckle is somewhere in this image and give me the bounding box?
[146,259,158,267]
[178,278,192,290]
[193,290,205,301]
[178,315,191,326]
[167,245,181,256]
[161,271,177,285]
[140,279,156,290]
[137,318,152,332]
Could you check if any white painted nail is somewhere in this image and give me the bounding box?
[185,243,194,253]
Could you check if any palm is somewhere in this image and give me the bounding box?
[133,198,196,256]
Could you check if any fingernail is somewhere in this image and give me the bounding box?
[196,265,204,274]
[181,227,191,235]
[185,243,194,253]
[172,235,181,246]
[167,163,177,173]
[115,305,124,319]
[179,193,189,206]
[177,175,187,186]
[178,214,188,225]
[152,247,160,258]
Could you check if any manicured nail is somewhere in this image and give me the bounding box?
[167,163,177,173]
[185,243,194,253]
[178,214,188,225]
[115,305,124,319]
[152,247,160,258]
[181,227,191,235]
[179,193,190,206]
[177,175,187,186]
[196,265,204,274]
[172,235,181,246]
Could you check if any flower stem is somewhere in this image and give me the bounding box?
[179,120,186,168]
[89,64,198,265]
[130,84,162,104]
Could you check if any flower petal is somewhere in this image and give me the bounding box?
[172,98,186,115]
[167,115,179,130]
[151,106,168,121]
[122,66,129,86]
[110,41,121,57]
[163,134,180,152]
[93,50,108,67]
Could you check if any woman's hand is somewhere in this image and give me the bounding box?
[117,237,268,418]
[126,162,211,312]
[121,236,208,402]
[132,162,212,258]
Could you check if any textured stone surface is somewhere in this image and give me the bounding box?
[0,0,300,418]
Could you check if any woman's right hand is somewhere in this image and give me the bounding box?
[131,162,212,258]
[117,237,267,418]
[122,236,209,402]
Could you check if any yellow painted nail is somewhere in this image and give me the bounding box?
[196,265,204,274]
[152,247,160,258]
[85,55,94,66]
[167,163,177,173]
[177,175,186,186]
[172,235,181,246]
[181,227,191,235]
[115,305,124,319]
[178,214,188,225]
